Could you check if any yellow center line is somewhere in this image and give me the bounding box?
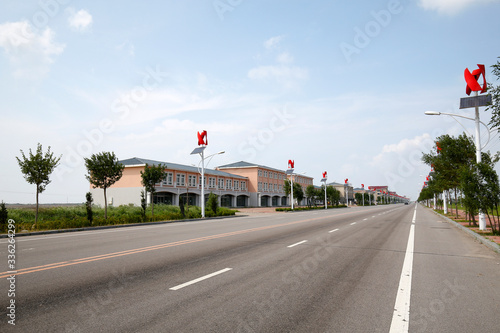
[0,209,365,278]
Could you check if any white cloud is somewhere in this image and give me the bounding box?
[418,0,500,15]
[0,21,64,78]
[276,52,293,65]
[117,40,135,56]
[370,133,433,194]
[67,8,93,32]
[264,35,284,50]
[248,65,308,89]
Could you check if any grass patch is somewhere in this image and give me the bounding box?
[3,204,236,233]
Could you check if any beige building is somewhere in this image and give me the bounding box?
[90,158,250,208]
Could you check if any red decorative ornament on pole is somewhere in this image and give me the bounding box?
[288,160,294,169]
[465,64,487,96]
[322,171,327,179]
[197,130,208,146]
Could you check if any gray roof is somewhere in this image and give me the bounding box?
[327,182,344,186]
[217,161,287,173]
[119,157,248,180]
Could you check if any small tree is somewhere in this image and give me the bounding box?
[293,182,304,206]
[326,186,340,206]
[140,163,167,219]
[85,192,93,225]
[179,199,185,217]
[207,192,219,215]
[355,193,363,205]
[84,152,124,220]
[487,57,500,129]
[16,143,61,226]
[140,190,147,221]
[305,185,316,207]
[0,201,8,232]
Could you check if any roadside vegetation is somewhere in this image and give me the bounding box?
[2,204,236,233]
[419,58,500,235]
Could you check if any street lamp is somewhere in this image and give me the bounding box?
[191,147,224,218]
[424,110,490,230]
[321,172,328,210]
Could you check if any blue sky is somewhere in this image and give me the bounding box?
[1,0,500,203]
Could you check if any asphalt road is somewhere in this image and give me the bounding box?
[1,203,499,332]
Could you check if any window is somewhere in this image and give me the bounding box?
[258,170,262,177]
[264,183,268,191]
[209,177,216,188]
[274,173,277,179]
[279,185,282,192]
[188,175,197,187]
[258,182,262,191]
[218,178,224,189]
[241,181,246,191]
[176,174,185,186]
[198,176,207,187]
[234,180,239,190]
[264,171,268,178]
[226,179,232,190]
[274,184,277,191]
[162,172,173,186]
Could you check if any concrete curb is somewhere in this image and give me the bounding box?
[0,214,243,239]
[427,207,500,254]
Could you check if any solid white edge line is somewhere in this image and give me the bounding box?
[329,229,339,233]
[389,206,417,333]
[169,268,232,291]
[350,222,357,225]
[287,240,308,248]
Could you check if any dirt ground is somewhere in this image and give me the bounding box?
[440,207,500,245]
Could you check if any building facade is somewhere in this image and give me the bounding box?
[90,158,250,208]
[216,161,293,207]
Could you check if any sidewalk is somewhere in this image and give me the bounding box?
[235,207,284,215]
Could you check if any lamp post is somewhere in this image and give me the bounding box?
[286,160,295,210]
[191,131,225,218]
[191,142,224,218]
[424,110,490,230]
[321,172,328,210]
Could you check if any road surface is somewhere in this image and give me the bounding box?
[1,203,499,332]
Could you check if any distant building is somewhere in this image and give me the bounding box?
[327,182,354,205]
[216,161,313,207]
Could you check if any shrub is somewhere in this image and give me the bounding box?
[0,201,8,231]
[86,192,93,225]
[207,193,219,215]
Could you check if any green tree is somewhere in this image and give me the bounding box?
[283,179,304,207]
[84,152,124,220]
[294,182,304,206]
[140,163,167,218]
[326,186,340,206]
[283,179,291,197]
[487,57,500,129]
[0,201,8,231]
[140,190,147,221]
[460,159,500,234]
[355,193,363,205]
[207,192,219,215]
[422,134,476,217]
[16,143,61,226]
[85,192,93,225]
[305,185,317,207]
